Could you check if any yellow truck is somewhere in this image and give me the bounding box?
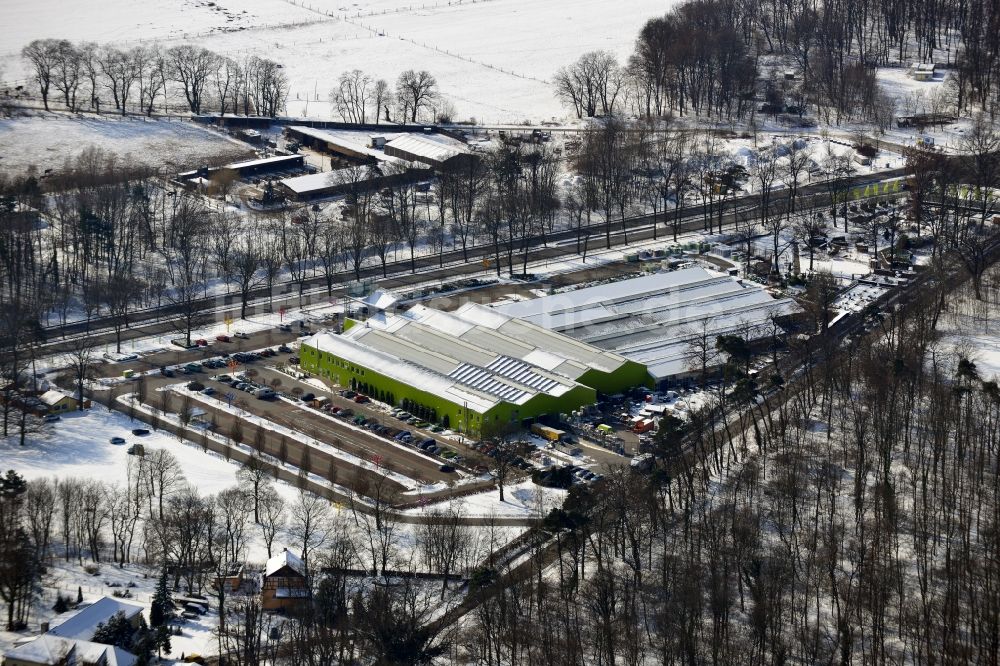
[531,423,567,442]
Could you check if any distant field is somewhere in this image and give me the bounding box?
[0,114,252,177]
[0,0,676,123]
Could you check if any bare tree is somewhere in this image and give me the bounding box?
[21,39,60,111]
[395,69,438,122]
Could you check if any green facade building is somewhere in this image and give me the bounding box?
[299,303,650,436]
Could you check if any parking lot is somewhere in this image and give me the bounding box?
[96,322,622,504]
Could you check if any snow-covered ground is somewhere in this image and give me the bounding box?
[0,114,252,177]
[0,405,297,507]
[1,0,681,123]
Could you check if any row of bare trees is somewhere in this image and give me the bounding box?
[329,68,441,124]
[21,39,288,116]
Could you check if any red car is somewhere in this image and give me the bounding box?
[215,334,231,343]
[195,339,208,346]
[353,394,370,404]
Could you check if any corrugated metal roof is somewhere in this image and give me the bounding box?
[384,135,465,164]
[495,268,802,380]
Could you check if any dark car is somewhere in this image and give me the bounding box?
[300,392,315,402]
[160,366,175,377]
[278,344,292,353]
[439,464,455,473]
[110,436,126,445]
[131,428,150,436]
[289,356,300,364]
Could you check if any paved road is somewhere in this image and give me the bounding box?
[38,167,906,354]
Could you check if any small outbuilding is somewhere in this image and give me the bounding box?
[39,389,79,414]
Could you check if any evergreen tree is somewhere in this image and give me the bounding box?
[150,569,172,628]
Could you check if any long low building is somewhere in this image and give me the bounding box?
[278,164,430,201]
[300,303,648,435]
[496,267,802,384]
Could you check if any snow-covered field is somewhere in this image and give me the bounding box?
[1,0,678,123]
[0,114,252,177]
[0,405,300,507]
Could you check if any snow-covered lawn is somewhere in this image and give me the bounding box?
[0,406,268,498]
[0,114,252,177]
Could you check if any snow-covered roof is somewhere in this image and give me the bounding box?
[223,154,303,171]
[47,596,144,641]
[384,134,466,165]
[265,549,305,577]
[287,126,395,162]
[303,305,611,414]
[278,168,357,195]
[40,389,72,406]
[4,635,138,666]
[495,268,802,380]
[361,289,402,311]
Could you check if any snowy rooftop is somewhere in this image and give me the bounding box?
[303,303,620,413]
[40,389,71,406]
[47,596,144,641]
[3,635,137,666]
[288,126,395,162]
[360,289,402,311]
[384,134,466,163]
[278,168,357,195]
[265,549,305,577]
[223,153,303,171]
[495,268,802,380]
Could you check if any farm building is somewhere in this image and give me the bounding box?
[278,164,430,201]
[495,267,802,386]
[177,154,304,183]
[284,126,392,164]
[383,134,471,169]
[300,303,648,434]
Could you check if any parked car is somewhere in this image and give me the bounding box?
[337,408,354,418]
[353,394,370,404]
[195,339,208,347]
[439,464,455,473]
[44,414,61,423]
[341,390,357,399]
[300,392,315,403]
[184,363,202,373]
[160,366,175,377]
[254,387,276,399]
[419,437,436,447]
[234,331,250,339]
[131,428,150,436]
[278,344,292,353]
[216,334,231,343]
[289,356,300,364]
[110,436,126,445]
[201,387,215,396]
[278,323,292,332]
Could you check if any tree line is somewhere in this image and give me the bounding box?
[20,39,288,117]
[555,0,999,125]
